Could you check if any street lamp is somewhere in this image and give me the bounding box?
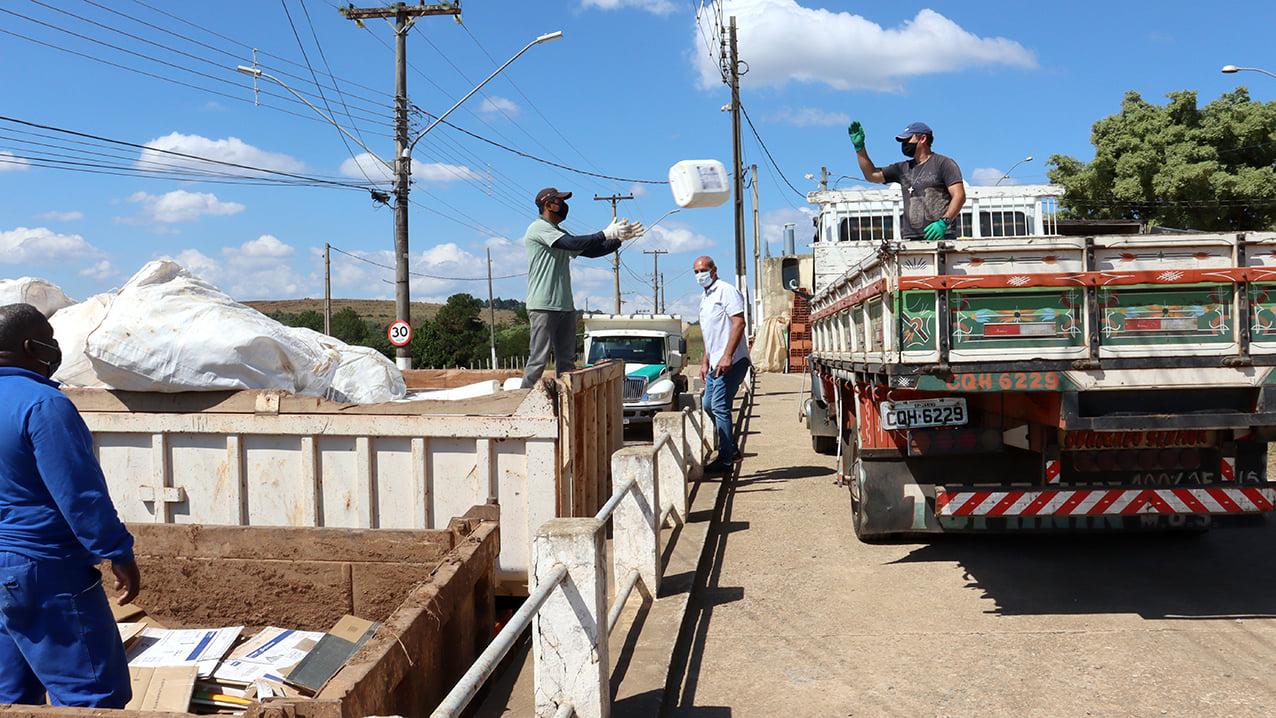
[1222,64,1276,79]
[236,30,562,370]
[996,155,1034,186]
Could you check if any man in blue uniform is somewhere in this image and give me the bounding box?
[0,303,140,708]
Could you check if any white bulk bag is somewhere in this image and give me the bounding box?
[74,260,340,395]
[0,277,75,317]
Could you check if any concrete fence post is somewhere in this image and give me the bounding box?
[532,518,609,718]
[610,447,660,597]
[651,412,688,520]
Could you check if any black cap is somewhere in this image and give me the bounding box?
[535,187,572,207]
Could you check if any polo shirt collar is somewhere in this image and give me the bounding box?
[0,365,59,389]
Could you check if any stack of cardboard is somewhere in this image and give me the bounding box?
[112,606,380,715]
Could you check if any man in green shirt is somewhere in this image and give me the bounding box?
[522,187,643,387]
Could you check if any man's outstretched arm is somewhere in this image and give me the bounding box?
[552,231,621,258]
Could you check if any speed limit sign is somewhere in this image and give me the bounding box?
[387,320,412,347]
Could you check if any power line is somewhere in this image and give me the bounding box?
[0,21,393,140]
[420,111,668,184]
[124,0,397,104]
[739,103,806,201]
[0,114,380,192]
[329,244,526,281]
[4,4,393,131]
[279,0,375,186]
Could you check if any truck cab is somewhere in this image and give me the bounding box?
[583,314,688,424]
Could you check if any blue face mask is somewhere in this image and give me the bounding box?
[695,271,713,288]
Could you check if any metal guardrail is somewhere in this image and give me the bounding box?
[431,404,711,718]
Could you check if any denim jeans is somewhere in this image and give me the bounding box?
[702,357,750,464]
[0,552,130,707]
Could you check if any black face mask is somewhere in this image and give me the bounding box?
[901,140,917,158]
[557,201,569,220]
[27,338,62,379]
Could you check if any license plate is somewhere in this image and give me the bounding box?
[880,398,968,430]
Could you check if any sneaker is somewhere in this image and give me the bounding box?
[704,460,732,475]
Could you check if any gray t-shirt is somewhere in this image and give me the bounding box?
[882,153,963,239]
[524,218,577,312]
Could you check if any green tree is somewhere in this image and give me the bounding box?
[270,309,324,333]
[330,307,368,346]
[413,293,489,368]
[1048,87,1276,231]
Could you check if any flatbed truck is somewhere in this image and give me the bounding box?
[804,231,1276,539]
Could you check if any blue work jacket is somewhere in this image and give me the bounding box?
[0,367,133,565]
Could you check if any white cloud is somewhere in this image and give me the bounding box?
[479,96,519,115]
[768,106,850,127]
[36,210,84,221]
[693,2,1036,91]
[415,162,484,182]
[163,236,308,299]
[0,152,29,172]
[971,167,1018,186]
[339,152,393,184]
[139,133,305,174]
[128,190,245,223]
[581,0,675,14]
[166,249,220,281]
[629,183,649,197]
[238,234,293,258]
[0,226,102,265]
[338,153,481,184]
[78,260,116,281]
[627,223,715,254]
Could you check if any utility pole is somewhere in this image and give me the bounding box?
[485,248,497,370]
[323,242,332,336]
[594,193,633,314]
[643,249,667,314]
[820,165,828,192]
[750,164,761,324]
[727,19,745,287]
[340,2,462,370]
[727,17,749,328]
[659,272,666,314]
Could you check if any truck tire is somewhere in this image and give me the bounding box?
[812,434,836,454]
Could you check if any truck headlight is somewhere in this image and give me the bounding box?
[643,380,675,403]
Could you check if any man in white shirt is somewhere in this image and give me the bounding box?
[694,256,750,474]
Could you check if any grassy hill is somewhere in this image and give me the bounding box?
[245,299,517,327]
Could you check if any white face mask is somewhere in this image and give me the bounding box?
[695,270,714,288]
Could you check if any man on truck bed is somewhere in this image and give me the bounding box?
[0,303,139,708]
[522,187,645,387]
[849,120,966,241]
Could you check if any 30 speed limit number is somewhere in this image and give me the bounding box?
[387,320,412,347]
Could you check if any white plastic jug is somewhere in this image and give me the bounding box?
[668,160,730,208]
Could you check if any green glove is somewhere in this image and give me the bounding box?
[847,121,865,152]
[923,219,948,242]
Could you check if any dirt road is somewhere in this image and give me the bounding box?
[667,372,1276,717]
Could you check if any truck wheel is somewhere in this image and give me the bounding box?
[812,434,836,454]
[848,464,890,543]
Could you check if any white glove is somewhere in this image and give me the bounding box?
[623,221,646,240]
[603,218,628,241]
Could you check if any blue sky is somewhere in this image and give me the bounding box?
[2,0,1273,318]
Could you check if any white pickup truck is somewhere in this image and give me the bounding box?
[583,314,688,424]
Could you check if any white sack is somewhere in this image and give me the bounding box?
[51,260,405,403]
[296,328,407,404]
[749,313,790,373]
[0,277,75,317]
[49,291,114,388]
